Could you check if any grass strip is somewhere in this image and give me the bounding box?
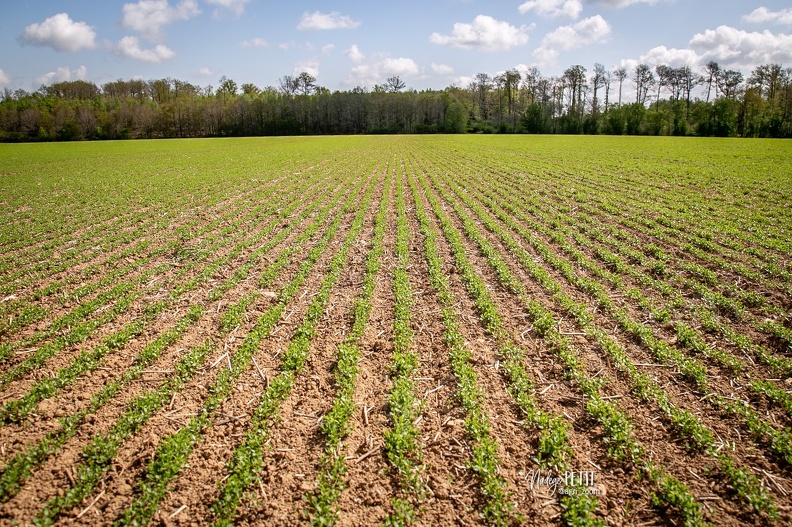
[382,169,425,527]
[210,175,377,527]
[0,307,202,504]
[407,168,515,527]
[0,167,302,342]
[464,165,792,465]
[114,172,370,527]
[0,176,292,364]
[434,161,776,520]
[0,168,336,422]
[416,163,607,525]
[0,168,344,503]
[305,169,389,526]
[33,338,214,526]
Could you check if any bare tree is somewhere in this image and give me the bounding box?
[473,72,492,120]
[633,64,654,106]
[563,65,587,115]
[591,63,606,114]
[667,67,684,102]
[613,66,628,106]
[522,67,541,105]
[278,75,298,95]
[500,69,521,128]
[385,76,406,93]
[677,66,702,113]
[603,69,612,112]
[717,69,743,100]
[296,72,317,95]
[655,65,672,109]
[749,63,786,102]
[704,61,720,102]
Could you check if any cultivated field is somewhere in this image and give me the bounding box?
[0,135,790,526]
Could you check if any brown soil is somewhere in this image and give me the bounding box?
[1,144,789,527]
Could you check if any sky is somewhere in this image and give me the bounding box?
[1,0,791,96]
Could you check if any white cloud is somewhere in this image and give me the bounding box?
[196,67,213,76]
[204,0,250,15]
[344,56,419,87]
[616,46,699,83]
[278,41,295,50]
[241,37,268,48]
[293,60,320,78]
[121,0,200,41]
[115,35,175,62]
[451,75,476,88]
[19,13,96,52]
[382,58,420,76]
[430,15,530,51]
[612,25,792,95]
[0,69,10,86]
[431,63,454,75]
[519,0,582,19]
[743,7,792,25]
[322,44,335,55]
[345,44,365,63]
[35,65,88,86]
[532,15,611,64]
[689,25,792,69]
[297,11,360,30]
[585,0,659,7]
[637,45,699,68]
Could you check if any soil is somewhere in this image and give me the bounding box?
[1,143,789,527]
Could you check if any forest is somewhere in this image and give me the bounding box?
[0,61,790,141]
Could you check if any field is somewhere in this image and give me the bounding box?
[0,135,790,527]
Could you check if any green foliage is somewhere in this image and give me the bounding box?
[1,135,790,526]
[382,174,426,524]
[645,464,707,527]
[409,173,517,526]
[305,176,389,526]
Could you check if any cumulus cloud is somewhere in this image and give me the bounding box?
[204,0,250,15]
[0,69,10,86]
[689,25,792,68]
[616,46,699,81]
[322,44,335,55]
[196,67,213,76]
[430,15,530,51]
[345,44,365,63]
[344,56,419,87]
[743,7,792,25]
[585,0,659,7]
[613,25,792,92]
[635,45,699,68]
[241,37,268,47]
[519,0,582,19]
[115,35,175,62]
[35,65,88,86]
[532,15,611,64]
[451,75,476,88]
[121,0,200,41]
[19,13,96,52]
[293,60,320,78]
[431,63,454,75]
[297,11,360,30]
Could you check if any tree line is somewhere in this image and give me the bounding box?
[1,61,790,141]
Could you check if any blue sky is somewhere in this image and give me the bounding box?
[1,1,791,97]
